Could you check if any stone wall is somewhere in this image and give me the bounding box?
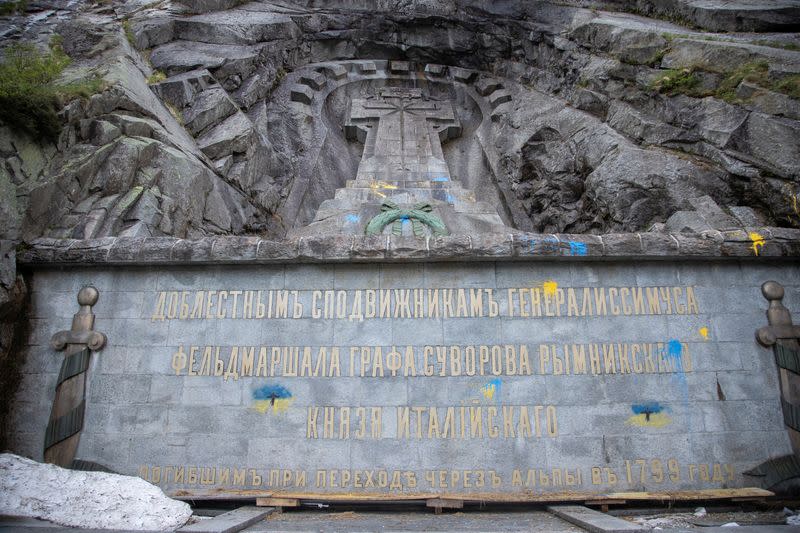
[7,256,799,499]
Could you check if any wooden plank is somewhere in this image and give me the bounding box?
[256,497,299,508]
[604,488,773,501]
[177,487,772,504]
[426,498,463,509]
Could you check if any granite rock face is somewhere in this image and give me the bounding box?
[0,0,797,243]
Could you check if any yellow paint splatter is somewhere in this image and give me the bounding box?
[368,180,398,199]
[542,280,558,297]
[699,327,709,340]
[368,182,386,198]
[480,379,501,400]
[252,398,293,414]
[625,412,672,428]
[749,232,765,256]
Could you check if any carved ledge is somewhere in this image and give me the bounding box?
[17,227,800,266]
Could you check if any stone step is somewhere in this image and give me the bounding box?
[475,77,503,96]
[346,179,467,189]
[331,189,475,204]
[177,506,276,533]
[290,84,314,105]
[299,71,326,90]
[317,63,348,80]
[548,505,644,533]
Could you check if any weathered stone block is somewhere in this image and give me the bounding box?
[450,66,476,83]
[290,84,314,105]
[488,90,512,109]
[602,233,643,256]
[357,61,377,74]
[151,69,215,109]
[471,233,513,258]
[553,234,603,257]
[387,236,428,260]
[350,235,387,259]
[675,234,722,255]
[61,238,116,263]
[317,63,347,80]
[256,239,298,261]
[107,238,145,263]
[210,236,260,261]
[389,61,410,74]
[21,238,77,263]
[424,64,446,77]
[720,230,781,257]
[299,72,327,90]
[475,77,502,97]
[513,233,563,257]
[171,238,214,262]
[298,235,352,261]
[140,238,178,262]
[426,235,470,259]
[640,232,680,256]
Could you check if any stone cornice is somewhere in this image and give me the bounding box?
[15,228,800,266]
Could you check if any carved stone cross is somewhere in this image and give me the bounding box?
[345,87,461,185]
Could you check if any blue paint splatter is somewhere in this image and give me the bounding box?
[632,402,664,415]
[446,194,455,203]
[663,339,692,430]
[530,237,562,254]
[345,214,360,224]
[666,339,685,372]
[568,241,587,256]
[253,384,292,401]
[526,238,588,256]
[431,176,449,182]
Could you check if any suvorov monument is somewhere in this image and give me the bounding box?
[2,0,800,507]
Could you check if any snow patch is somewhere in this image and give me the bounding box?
[0,453,192,531]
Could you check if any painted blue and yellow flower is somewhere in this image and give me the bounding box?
[252,384,293,414]
[626,402,671,428]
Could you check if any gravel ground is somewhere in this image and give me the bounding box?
[622,509,790,529]
[244,509,586,532]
